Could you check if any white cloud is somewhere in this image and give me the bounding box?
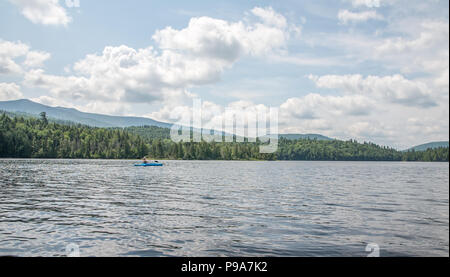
[8,0,71,26]
[348,121,394,140]
[277,94,375,139]
[23,7,299,107]
[346,0,381,8]
[300,9,448,91]
[338,9,383,24]
[276,93,447,148]
[147,93,377,142]
[148,99,223,127]
[24,48,205,104]
[0,56,23,75]
[0,83,24,101]
[376,21,448,54]
[31,95,132,116]
[3,3,446,149]
[375,20,449,91]
[0,40,50,75]
[24,51,51,68]
[308,74,437,107]
[24,68,91,100]
[251,6,287,28]
[0,40,29,57]
[153,7,292,59]
[148,99,276,138]
[31,95,71,107]
[0,40,29,75]
[434,66,449,90]
[280,93,375,120]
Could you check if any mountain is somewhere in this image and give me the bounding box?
[406,141,449,152]
[1,99,334,142]
[279,134,333,141]
[0,99,171,128]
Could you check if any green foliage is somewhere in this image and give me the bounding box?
[276,138,448,161]
[124,125,171,140]
[39,112,48,126]
[0,99,171,128]
[401,147,449,162]
[0,113,148,159]
[0,113,448,162]
[407,141,449,152]
[277,138,402,161]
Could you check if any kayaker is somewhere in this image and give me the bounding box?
[142,157,148,164]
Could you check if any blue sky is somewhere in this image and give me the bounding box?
[0,0,448,148]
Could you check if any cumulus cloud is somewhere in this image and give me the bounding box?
[277,95,372,138]
[0,40,29,75]
[23,7,299,107]
[23,47,213,104]
[0,40,29,57]
[24,51,51,68]
[0,40,50,75]
[148,99,277,139]
[8,0,71,26]
[375,20,449,91]
[30,95,72,107]
[147,92,377,142]
[153,8,291,59]
[251,7,287,28]
[348,121,394,139]
[148,99,223,127]
[0,83,24,101]
[376,21,448,54]
[280,93,375,119]
[338,9,383,24]
[308,74,437,107]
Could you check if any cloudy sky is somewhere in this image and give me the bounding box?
[0,0,448,149]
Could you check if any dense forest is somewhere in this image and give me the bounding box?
[0,113,149,159]
[124,125,171,140]
[0,113,448,161]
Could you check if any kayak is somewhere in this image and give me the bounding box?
[134,163,163,167]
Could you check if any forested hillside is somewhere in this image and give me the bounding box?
[0,99,171,128]
[0,113,149,159]
[0,113,448,161]
[124,125,171,140]
[407,141,449,151]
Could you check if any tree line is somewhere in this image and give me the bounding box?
[0,113,448,161]
[0,113,149,159]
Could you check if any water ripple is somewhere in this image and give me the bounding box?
[0,159,448,257]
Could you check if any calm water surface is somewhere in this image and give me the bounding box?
[0,159,448,257]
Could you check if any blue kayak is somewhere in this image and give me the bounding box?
[134,163,163,167]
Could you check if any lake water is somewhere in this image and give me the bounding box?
[0,159,448,257]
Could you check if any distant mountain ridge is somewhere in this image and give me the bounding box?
[0,99,336,141]
[406,141,449,152]
[0,99,171,128]
[1,100,445,151]
[279,133,333,141]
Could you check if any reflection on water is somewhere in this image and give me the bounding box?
[0,159,448,257]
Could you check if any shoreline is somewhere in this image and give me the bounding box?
[0,158,448,163]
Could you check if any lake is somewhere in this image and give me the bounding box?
[0,159,448,257]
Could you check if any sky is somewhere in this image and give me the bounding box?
[0,0,448,149]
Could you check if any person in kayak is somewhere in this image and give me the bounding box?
[142,157,148,164]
